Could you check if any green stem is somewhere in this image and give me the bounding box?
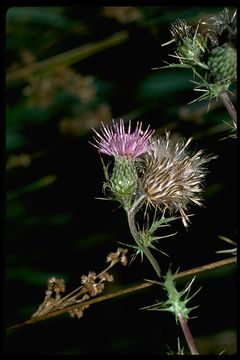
[127,208,161,278]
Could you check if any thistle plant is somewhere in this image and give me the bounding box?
[160,8,237,132]
[6,7,237,355]
[91,118,216,353]
[91,119,215,273]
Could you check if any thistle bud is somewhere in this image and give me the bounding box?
[177,32,207,68]
[208,43,237,83]
[110,157,138,198]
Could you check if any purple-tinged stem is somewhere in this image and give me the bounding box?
[219,91,237,129]
[177,312,199,355]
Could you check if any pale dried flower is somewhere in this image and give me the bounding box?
[81,272,105,296]
[84,282,105,297]
[139,132,216,227]
[31,277,66,318]
[99,272,114,282]
[69,295,90,319]
[31,248,128,320]
[106,247,128,266]
[119,252,128,266]
[81,271,97,285]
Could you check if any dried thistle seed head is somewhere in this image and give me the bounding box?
[139,132,215,227]
[91,119,154,158]
[170,19,193,41]
[205,8,237,46]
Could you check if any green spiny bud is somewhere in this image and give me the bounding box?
[208,43,237,83]
[177,32,208,69]
[110,157,138,199]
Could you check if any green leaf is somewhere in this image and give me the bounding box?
[6,31,128,86]
[7,175,57,202]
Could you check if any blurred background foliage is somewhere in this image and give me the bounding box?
[5,6,236,355]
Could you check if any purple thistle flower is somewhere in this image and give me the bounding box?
[91,119,154,158]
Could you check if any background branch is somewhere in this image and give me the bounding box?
[7,256,236,332]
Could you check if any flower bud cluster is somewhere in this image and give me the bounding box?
[162,8,237,102]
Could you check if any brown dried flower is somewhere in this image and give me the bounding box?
[69,295,90,319]
[81,271,97,285]
[81,272,105,296]
[139,132,216,227]
[106,247,128,266]
[31,277,66,318]
[99,272,114,282]
[31,248,128,320]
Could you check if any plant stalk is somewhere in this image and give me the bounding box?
[127,209,161,278]
[178,312,199,355]
[219,90,237,129]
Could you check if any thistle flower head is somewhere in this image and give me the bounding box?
[91,119,154,158]
[139,132,215,227]
[204,8,237,46]
[170,19,193,41]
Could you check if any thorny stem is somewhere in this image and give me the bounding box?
[178,312,199,355]
[128,193,233,355]
[7,256,236,331]
[127,208,161,278]
[219,91,237,129]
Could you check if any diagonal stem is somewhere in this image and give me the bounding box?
[127,209,161,278]
[219,90,237,129]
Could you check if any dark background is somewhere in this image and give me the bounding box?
[5,6,236,355]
